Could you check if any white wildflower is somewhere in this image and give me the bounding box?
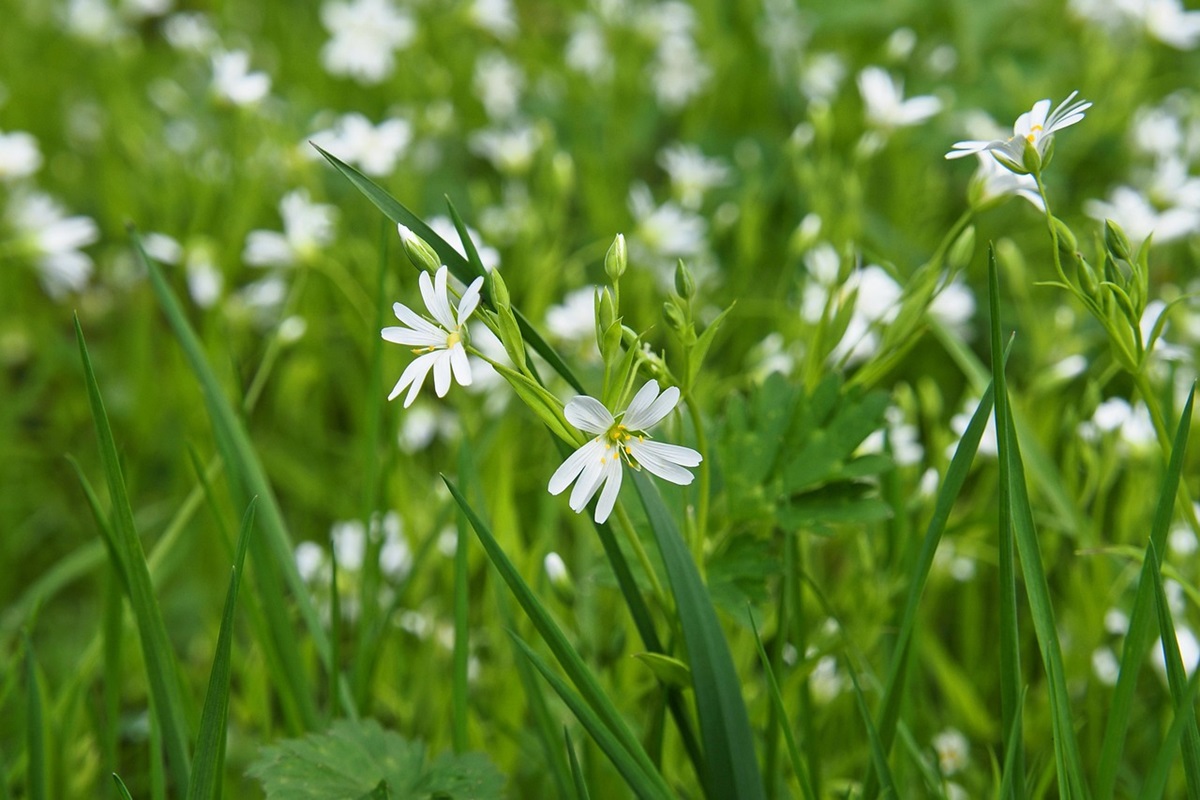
[6,191,99,299]
[947,91,1091,171]
[0,130,42,181]
[857,66,942,129]
[657,143,730,209]
[211,50,270,106]
[243,190,336,268]
[320,0,415,84]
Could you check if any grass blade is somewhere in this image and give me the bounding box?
[187,499,257,800]
[996,687,1028,800]
[1148,544,1200,798]
[443,476,672,798]
[1097,385,1196,799]
[24,635,46,800]
[565,728,592,800]
[509,635,672,800]
[75,315,192,792]
[631,470,766,800]
[1144,666,1200,799]
[748,610,815,800]
[312,143,584,393]
[137,231,331,727]
[112,774,134,800]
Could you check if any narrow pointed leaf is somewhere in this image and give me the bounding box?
[565,729,591,800]
[1148,545,1200,798]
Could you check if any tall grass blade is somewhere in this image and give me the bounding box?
[844,655,895,798]
[1096,384,1195,799]
[24,636,46,800]
[1144,666,1200,799]
[997,687,1028,800]
[509,635,672,800]
[631,470,766,800]
[565,728,592,800]
[443,475,671,796]
[187,500,257,800]
[112,774,134,800]
[137,232,331,726]
[75,316,192,792]
[312,144,584,393]
[1148,545,1200,798]
[748,609,815,800]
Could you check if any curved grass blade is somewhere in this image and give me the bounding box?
[312,143,584,393]
[844,658,895,798]
[112,774,134,800]
[443,476,671,798]
[24,636,46,800]
[748,609,815,800]
[188,500,257,800]
[75,315,192,791]
[137,232,332,726]
[631,470,766,800]
[509,635,672,800]
[565,729,592,800]
[1097,385,1196,799]
[1144,667,1200,799]
[1148,544,1200,798]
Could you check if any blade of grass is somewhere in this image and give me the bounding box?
[137,231,333,726]
[1144,665,1200,799]
[844,652,896,798]
[990,253,1090,799]
[311,144,584,393]
[102,573,122,800]
[1148,544,1200,799]
[748,609,815,800]
[996,687,1028,800]
[1097,384,1196,799]
[112,774,134,800]
[566,729,593,800]
[452,445,472,753]
[187,500,257,800]
[75,315,192,791]
[988,251,1026,800]
[443,476,672,798]
[509,634,672,800]
[631,470,766,800]
[24,635,46,800]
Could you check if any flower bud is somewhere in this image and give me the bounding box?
[543,552,575,605]
[674,259,695,299]
[1052,216,1078,258]
[604,233,627,282]
[663,300,687,333]
[397,224,441,274]
[1020,136,1042,175]
[488,268,510,310]
[947,225,976,271]
[1075,256,1099,297]
[1104,219,1132,263]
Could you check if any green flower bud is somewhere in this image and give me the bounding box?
[674,259,696,299]
[1020,136,1042,175]
[397,224,441,274]
[604,233,627,282]
[543,552,575,605]
[1075,256,1099,296]
[947,225,976,270]
[1052,216,1079,259]
[488,268,510,310]
[663,300,687,332]
[1104,219,1132,263]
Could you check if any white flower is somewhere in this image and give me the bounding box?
[474,52,524,120]
[320,0,415,84]
[565,15,612,78]
[295,541,328,584]
[946,91,1092,169]
[545,286,599,345]
[243,190,337,267]
[162,11,218,53]
[331,520,366,571]
[932,729,970,776]
[970,152,1045,210]
[1084,185,1199,245]
[0,130,42,181]
[309,113,412,177]
[649,33,711,110]
[211,50,270,106]
[1153,626,1200,682]
[1143,0,1200,49]
[469,123,542,175]
[382,265,485,407]
[629,183,707,262]
[6,191,99,299]
[657,143,730,209]
[469,0,518,38]
[548,380,702,524]
[857,66,942,129]
[1093,646,1120,686]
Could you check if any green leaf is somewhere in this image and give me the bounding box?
[188,500,257,800]
[75,315,193,792]
[631,470,766,800]
[24,636,46,800]
[312,143,584,393]
[687,302,734,390]
[112,774,135,800]
[1144,667,1200,799]
[356,781,390,800]
[632,653,692,689]
[1148,544,1200,799]
[248,719,503,800]
[997,688,1028,800]
[565,729,591,800]
[748,611,816,800]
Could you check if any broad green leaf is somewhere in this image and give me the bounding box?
[75,315,192,792]
[248,719,503,800]
[188,500,257,800]
[631,470,766,800]
[356,781,390,800]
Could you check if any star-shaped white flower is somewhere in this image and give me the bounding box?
[382,266,484,407]
[549,380,702,523]
[946,91,1091,168]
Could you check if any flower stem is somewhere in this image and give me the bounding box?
[1034,171,1071,286]
[1131,370,1200,538]
[613,503,668,607]
[684,392,709,570]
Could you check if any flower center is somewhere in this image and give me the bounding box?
[601,424,646,468]
[446,330,462,348]
[1025,123,1044,143]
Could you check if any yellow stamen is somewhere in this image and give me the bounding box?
[446,330,462,348]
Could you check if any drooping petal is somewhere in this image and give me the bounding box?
[449,343,472,387]
[565,396,615,434]
[593,458,624,523]
[548,438,604,496]
[433,350,452,397]
[427,266,457,330]
[392,302,445,337]
[457,275,485,323]
[568,450,608,512]
[388,351,439,406]
[623,382,679,430]
[627,439,700,485]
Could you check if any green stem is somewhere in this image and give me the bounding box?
[1132,370,1200,539]
[613,503,668,608]
[1034,172,1072,287]
[684,393,709,570]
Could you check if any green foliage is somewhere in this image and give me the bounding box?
[248,720,503,800]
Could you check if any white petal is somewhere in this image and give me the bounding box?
[449,343,472,386]
[569,452,608,513]
[549,438,604,496]
[433,350,452,396]
[381,325,446,347]
[624,382,679,430]
[565,396,614,434]
[393,302,444,336]
[388,351,438,407]
[594,458,624,523]
[427,266,457,330]
[457,275,485,322]
[627,439,700,485]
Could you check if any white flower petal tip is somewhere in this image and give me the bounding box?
[549,380,701,523]
[381,265,481,406]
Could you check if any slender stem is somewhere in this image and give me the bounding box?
[1034,171,1071,286]
[684,393,710,569]
[1132,370,1200,538]
[613,503,668,607]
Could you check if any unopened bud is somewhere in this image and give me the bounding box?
[663,301,687,332]
[674,259,695,299]
[947,225,976,270]
[604,234,627,282]
[1021,136,1042,175]
[1075,256,1099,296]
[1104,219,1132,263]
[1052,216,1078,258]
[488,269,510,310]
[397,224,441,274]
[543,552,575,604]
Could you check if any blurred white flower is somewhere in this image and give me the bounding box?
[947,92,1091,170]
[211,50,270,106]
[809,653,843,704]
[543,552,568,584]
[933,539,976,582]
[309,113,412,177]
[6,191,99,299]
[649,34,710,110]
[628,183,707,265]
[331,520,367,571]
[295,541,327,584]
[0,130,41,181]
[243,190,337,268]
[549,380,701,524]
[566,15,612,78]
[657,143,730,209]
[1171,517,1200,555]
[377,512,412,581]
[63,0,123,43]
[381,266,485,407]
[162,11,218,53]
[545,286,599,345]
[932,729,970,776]
[469,123,542,175]
[474,52,524,120]
[1143,0,1200,48]
[469,0,517,38]
[1084,186,1199,245]
[949,397,998,458]
[857,66,942,129]
[427,216,501,272]
[1105,607,1130,635]
[320,0,415,84]
[398,404,459,451]
[970,152,1045,211]
[1153,626,1200,682]
[929,278,977,338]
[800,53,845,102]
